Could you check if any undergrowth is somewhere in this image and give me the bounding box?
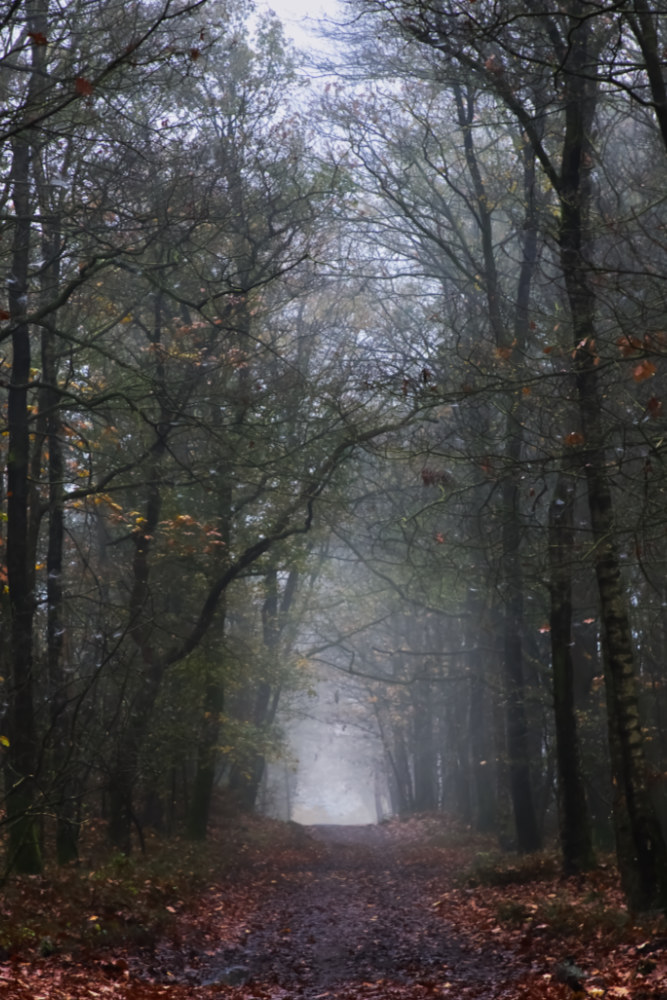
[0,813,306,960]
[445,839,663,950]
[460,848,561,887]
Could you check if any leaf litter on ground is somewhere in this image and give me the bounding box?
[0,813,666,999]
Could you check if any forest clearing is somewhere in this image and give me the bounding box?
[1,814,666,1000]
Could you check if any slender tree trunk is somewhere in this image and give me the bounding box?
[44,267,79,865]
[412,679,436,812]
[502,424,541,853]
[5,129,41,875]
[392,728,414,814]
[187,660,225,839]
[31,128,80,864]
[456,85,541,850]
[491,646,513,849]
[468,666,496,832]
[548,467,595,873]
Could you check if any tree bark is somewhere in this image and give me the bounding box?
[5,127,42,874]
[548,467,595,873]
[187,662,225,839]
[4,10,48,868]
[455,84,541,852]
[559,4,667,910]
[412,679,436,812]
[468,652,496,832]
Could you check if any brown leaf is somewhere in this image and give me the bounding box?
[617,335,642,356]
[75,76,93,96]
[633,359,657,382]
[496,338,516,361]
[647,396,663,418]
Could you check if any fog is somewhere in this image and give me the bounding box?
[262,677,391,825]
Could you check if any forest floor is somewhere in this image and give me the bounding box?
[1,814,667,999]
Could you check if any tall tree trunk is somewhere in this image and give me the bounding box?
[3,0,51,867]
[559,5,667,911]
[5,127,42,874]
[548,466,595,873]
[502,426,541,853]
[468,657,496,832]
[32,126,80,864]
[455,84,541,850]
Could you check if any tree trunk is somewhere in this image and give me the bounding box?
[501,434,541,853]
[412,680,436,812]
[559,5,667,910]
[187,668,225,839]
[548,467,595,873]
[469,668,496,833]
[466,595,497,832]
[5,128,41,875]
[456,84,540,851]
[32,128,80,865]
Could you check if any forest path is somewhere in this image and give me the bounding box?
[138,821,527,999]
[10,816,648,1000]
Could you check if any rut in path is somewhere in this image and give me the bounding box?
[143,823,523,998]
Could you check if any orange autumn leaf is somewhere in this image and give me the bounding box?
[617,335,642,356]
[633,359,657,382]
[565,431,585,446]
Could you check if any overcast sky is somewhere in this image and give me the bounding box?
[259,0,341,51]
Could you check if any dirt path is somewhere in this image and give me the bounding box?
[137,823,524,999]
[6,817,665,999]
